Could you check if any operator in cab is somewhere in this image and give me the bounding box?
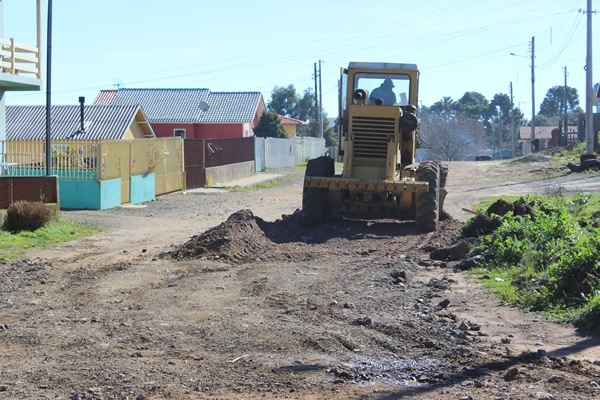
[367,78,397,105]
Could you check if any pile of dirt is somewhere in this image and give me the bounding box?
[510,154,551,163]
[462,198,536,238]
[163,209,275,262]
[163,209,465,264]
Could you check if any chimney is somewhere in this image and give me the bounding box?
[79,96,85,133]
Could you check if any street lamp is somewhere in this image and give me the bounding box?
[510,36,536,153]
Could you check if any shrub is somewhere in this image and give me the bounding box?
[2,201,54,233]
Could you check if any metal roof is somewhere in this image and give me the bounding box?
[103,88,263,123]
[6,104,153,140]
[93,89,117,105]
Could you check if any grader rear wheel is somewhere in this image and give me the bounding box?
[302,156,335,226]
[415,161,440,232]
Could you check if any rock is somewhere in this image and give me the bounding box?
[438,299,451,309]
[353,317,372,326]
[504,367,519,381]
[430,247,449,261]
[456,255,483,271]
[390,270,407,284]
[446,240,471,260]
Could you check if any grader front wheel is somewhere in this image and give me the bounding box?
[415,161,440,232]
[302,156,335,226]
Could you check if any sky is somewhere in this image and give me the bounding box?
[3,0,599,120]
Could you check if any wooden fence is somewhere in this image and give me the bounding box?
[184,137,254,189]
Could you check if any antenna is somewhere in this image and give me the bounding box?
[198,101,209,112]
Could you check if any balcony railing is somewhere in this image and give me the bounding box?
[0,38,41,79]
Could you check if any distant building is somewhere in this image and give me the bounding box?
[278,115,307,137]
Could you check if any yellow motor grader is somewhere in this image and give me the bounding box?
[302,62,447,231]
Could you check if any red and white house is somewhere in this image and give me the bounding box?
[94,88,266,139]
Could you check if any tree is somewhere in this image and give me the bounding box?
[425,97,457,121]
[456,91,490,122]
[253,111,287,138]
[297,111,338,147]
[268,85,316,121]
[537,85,582,126]
[268,85,299,117]
[419,113,487,161]
[485,93,517,152]
[295,88,316,122]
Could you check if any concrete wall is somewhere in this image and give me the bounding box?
[130,173,156,204]
[59,179,122,210]
[204,160,255,186]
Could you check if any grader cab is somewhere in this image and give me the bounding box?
[302,62,447,231]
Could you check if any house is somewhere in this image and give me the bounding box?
[519,126,556,151]
[278,115,307,138]
[94,88,266,139]
[7,104,155,140]
[5,104,165,210]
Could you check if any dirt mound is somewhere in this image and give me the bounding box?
[163,209,465,264]
[163,209,274,262]
[510,154,551,163]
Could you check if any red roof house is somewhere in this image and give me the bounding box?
[94,88,266,139]
[279,115,307,138]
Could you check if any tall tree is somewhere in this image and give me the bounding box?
[426,96,457,121]
[267,85,299,117]
[485,93,514,151]
[253,111,287,138]
[456,91,490,122]
[295,88,316,121]
[268,85,316,122]
[538,85,582,126]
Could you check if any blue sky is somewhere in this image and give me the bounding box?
[3,0,599,120]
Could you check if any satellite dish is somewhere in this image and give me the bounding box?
[198,101,209,112]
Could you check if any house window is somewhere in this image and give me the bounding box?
[174,129,186,138]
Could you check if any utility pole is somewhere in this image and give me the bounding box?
[530,36,536,152]
[313,63,318,124]
[563,67,568,146]
[318,60,323,139]
[510,82,515,156]
[583,0,596,159]
[45,0,53,175]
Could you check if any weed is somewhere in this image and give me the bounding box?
[2,201,54,233]
[467,194,600,331]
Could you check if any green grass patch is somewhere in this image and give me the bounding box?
[0,217,100,260]
[466,193,600,331]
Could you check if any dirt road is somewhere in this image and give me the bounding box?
[2,158,600,399]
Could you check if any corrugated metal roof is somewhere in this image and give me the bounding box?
[93,90,118,105]
[6,104,150,140]
[105,88,262,123]
[110,88,210,122]
[201,91,262,123]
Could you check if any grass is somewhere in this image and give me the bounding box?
[0,217,100,260]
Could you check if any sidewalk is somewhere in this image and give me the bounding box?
[185,173,283,194]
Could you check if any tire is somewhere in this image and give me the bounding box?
[437,161,449,219]
[302,156,334,226]
[438,162,448,188]
[415,161,440,232]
